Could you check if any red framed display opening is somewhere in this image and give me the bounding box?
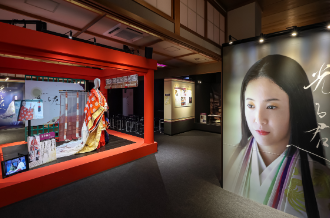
[0,22,157,208]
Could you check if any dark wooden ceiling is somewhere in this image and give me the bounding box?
[216,0,330,33]
[215,0,256,11]
[216,0,327,13]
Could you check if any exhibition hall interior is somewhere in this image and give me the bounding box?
[0,0,329,217]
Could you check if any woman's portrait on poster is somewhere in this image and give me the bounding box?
[225,55,330,218]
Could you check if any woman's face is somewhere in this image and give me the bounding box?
[22,101,26,106]
[245,77,291,148]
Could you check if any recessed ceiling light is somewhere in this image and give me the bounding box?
[164,46,180,52]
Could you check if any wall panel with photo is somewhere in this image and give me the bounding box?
[0,82,24,130]
[223,28,330,217]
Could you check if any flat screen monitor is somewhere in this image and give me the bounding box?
[14,100,43,121]
[1,155,29,178]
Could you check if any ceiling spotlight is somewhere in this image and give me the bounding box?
[291,26,298,36]
[327,24,330,29]
[65,30,73,39]
[88,37,96,45]
[123,45,131,53]
[259,33,264,43]
[5,77,9,81]
[228,35,237,45]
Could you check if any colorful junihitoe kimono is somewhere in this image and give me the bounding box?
[78,88,107,153]
[18,106,33,121]
[224,137,330,218]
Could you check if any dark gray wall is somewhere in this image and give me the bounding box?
[191,73,221,123]
[164,119,194,136]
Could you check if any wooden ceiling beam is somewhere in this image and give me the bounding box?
[68,0,221,61]
[174,53,196,58]
[0,3,204,65]
[158,53,196,64]
[73,13,106,37]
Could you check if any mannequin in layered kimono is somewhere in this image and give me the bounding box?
[56,78,108,157]
[78,78,108,153]
[224,55,330,218]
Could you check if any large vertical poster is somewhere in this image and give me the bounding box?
[223,29,330,217]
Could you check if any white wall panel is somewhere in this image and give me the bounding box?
[207,2,213,22]
[180,2,188,26]
[220,13,225,31]
[214,9,219,27]
[144,0,156,7]
[196,0,204,18]
[214,26,220,44]
[157,0,172,16]
[207,20,213,40]
[220,30,225,45]
[188,8,197,31]
[188,0,197,12]
[197,15,204,36]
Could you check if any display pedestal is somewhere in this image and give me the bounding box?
[0,130,157,208]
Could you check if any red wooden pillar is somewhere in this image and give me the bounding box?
[144,70,154,144]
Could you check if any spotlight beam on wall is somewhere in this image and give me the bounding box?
[229,35,238,45]
[290,26,298,36]
[259,33,264,43]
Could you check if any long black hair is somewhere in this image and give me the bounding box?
[239,55,325,217]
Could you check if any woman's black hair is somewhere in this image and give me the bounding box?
[240,54,325,217]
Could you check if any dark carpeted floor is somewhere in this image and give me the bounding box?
[0,130,294,218]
